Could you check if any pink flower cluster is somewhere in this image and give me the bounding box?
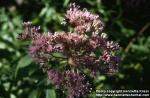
[54,32,88,46]
[18,3,120,98]
[66,3,104,34]
[48,70,91,98]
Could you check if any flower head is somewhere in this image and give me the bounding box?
[48,70,91,98]
[18,3,120,98]
[66,3,104,34]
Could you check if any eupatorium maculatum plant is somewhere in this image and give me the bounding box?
[18,3,120,98]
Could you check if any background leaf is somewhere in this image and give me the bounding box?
[15,55,33,77]
[46,89,56,98]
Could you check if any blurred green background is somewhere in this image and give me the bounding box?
[0,0,150,98]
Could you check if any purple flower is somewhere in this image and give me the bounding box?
[106,41,120,51]
[47,70,91,98]
[65,3,104,34]
[18,3,120,98]
[54,32,88,46]
[65,71,91,98]
[47,70,64,89]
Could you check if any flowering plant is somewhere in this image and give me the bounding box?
[18,3,120,98]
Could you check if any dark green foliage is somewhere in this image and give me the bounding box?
[0,0,149,98]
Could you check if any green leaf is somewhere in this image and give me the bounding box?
[29,90,38,98]
[46,89,56,98]
[63,0,70,7]
[131,44,149,53]
[17,55,33,68]
[39,7,48,17]
[36,78,47,86]
[15,55,33,78]
[52,53,66,58]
